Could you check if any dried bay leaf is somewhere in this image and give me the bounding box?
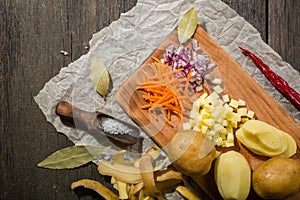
[38,145,110,169]
[90,57,110,98]
[178,7,198,44]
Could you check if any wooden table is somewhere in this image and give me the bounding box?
[0,1,299,199]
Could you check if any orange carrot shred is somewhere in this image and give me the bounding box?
[137,56,194,127]
[151,56,162,63]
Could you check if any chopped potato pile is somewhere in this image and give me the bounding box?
[183,85,255,147]
[71,147,201,200]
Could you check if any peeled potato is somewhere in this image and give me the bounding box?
[236,120,297,157]
[166,130,216,176]
[214,151,251,200]
[252,157,300,199]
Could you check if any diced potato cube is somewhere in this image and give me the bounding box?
[207,130,216,137]
[216,137,224,146]
[224,103,233,112]
[220,133,227,140]
[225,141,234,147]
[213,99,222,107]
[213,106,225,119]
[226,127,233,134]
[227,132,234,143]
[200,110,211,120]
[213,85,224,94]
[204,105,214,113]
[237,108,248,116]
[182,122,192,130]
[247,110,255,118]
[210,92,220,105]
[189,110,199,119]
[199,92,208,100]
[222,120,228,127]
[232,113,241,122]
[214,124,224,133]
[192,99,201,111]
[193,126,200,132]
[216,117,224,124]
[194,116,202,126]
[210,91,219,99]
[238,99,246,106]
[203,119,214,126]
[201,125,208,134]
[229,99,239,109]
[222,94,230,103]
[188,119,195,126]
[241,117,249,123]
[220,127,227,134]
[205,95,212,105]
[225,110,234,119]
[231,121,238,128]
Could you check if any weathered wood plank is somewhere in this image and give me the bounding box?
[0,0,137,199]
[268,0,300,72]
[0,0,299,200]
[222,0,268,42]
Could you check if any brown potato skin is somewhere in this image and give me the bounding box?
[252,157,300,199]
[166,130,216,176]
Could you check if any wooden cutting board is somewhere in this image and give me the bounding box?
[115,25,300,199]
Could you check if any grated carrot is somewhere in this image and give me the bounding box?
[137,57,194,127]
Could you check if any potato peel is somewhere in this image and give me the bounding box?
[129,181,144,198]
[155,168,183,182]
[134,147,162,168]
[146,146,161,160]
[116,180,128,199]
[71,179,118,200]
[98,160,142,184]
[176,185,201,200]
[112,150,133,166]
[139,154,164,200]
[75,148,202,200]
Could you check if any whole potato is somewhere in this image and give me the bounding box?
[166,130,216,176]
[252,157,300,199]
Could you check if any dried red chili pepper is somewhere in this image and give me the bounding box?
[239,46,300,110]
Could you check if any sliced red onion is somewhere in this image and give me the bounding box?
[162,40,216,91]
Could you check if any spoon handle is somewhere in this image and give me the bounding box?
[56,101,139,145]
[56,101,98,130]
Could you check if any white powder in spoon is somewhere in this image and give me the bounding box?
[99,116,135,135]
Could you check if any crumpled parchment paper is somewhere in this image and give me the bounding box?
[34,0,300,161]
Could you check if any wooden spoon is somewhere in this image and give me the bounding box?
[55,101,140,145]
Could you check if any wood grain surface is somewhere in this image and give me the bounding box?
[0,0,299,199]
